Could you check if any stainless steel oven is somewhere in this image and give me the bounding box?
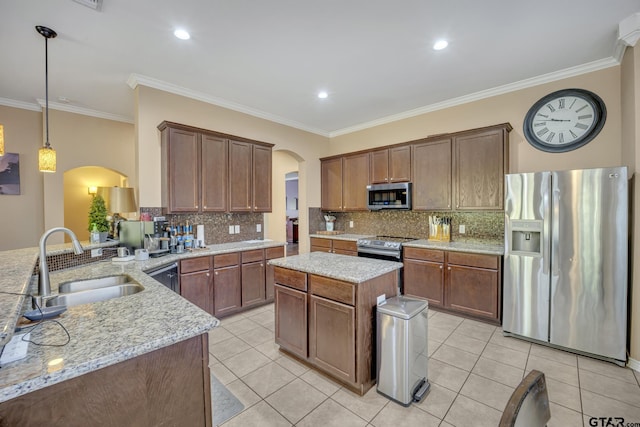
[357,236,416,292]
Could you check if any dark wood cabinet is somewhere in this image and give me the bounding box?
[241,249,265,308]
[370,146,411,184]
[213,253,241,317]
[265,246,285,300]
[274,267,308,360]
[403,247,501,324]
[309,294,356,384]
[453,126,509,210]
[310,237,357,256]
[159,121,273,214]
[342,153,369,211]
[201,134,228,212]
[412,138,452,210]
[180,256,212,313]
[321,157,343,211]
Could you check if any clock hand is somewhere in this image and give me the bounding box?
[535,118,571,122]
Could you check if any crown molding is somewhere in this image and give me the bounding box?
[0,97,41,111]
[329,57,619,137]
[36,99,134,123]
[619,12,640,47]
[127,73,330,137]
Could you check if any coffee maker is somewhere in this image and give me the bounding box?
[119,218,169,254]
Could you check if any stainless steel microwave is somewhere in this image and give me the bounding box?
[367,182,412,210]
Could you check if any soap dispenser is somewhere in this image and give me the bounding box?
[90,223,100,244]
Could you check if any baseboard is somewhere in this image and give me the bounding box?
[627,357,640,372]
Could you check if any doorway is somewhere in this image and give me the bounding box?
[285,172,299,255]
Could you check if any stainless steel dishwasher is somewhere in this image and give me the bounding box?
[146,262,179,294]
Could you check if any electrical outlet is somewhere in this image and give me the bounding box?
[256,224,262,232]
[91,248,103,257]
[229,225,235,234]
[234,225,240,234]
[349,221,354,228]
[459,224,466,234]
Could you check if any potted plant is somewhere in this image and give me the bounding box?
[88,194,110,242]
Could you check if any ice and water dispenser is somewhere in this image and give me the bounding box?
[510,220,543,256]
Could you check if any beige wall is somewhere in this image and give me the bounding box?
[0,106,44,250]
[134,86,329,253]
[267,151,300,245]
[330,66,623,174]
[42,110,135,244]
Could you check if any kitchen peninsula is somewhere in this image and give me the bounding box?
[269,252,403,395]
[0,239,284,426]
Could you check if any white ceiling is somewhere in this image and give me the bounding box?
[1,0,638,136]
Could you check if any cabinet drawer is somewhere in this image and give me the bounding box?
[403,247,445,262]
[309,274,355,306]
[214,252,240,268]
[265,246,285,260]
[310,237,332,248]
[332,240,357,252]
[447,252,499,270]
[274,267,307,291]
[180,256,211,274]
[242,249,264,263]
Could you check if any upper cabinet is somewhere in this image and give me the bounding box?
[159,121,273,214]
[370,146,411,184]
[321,153,369,212]
[412,138,452,210]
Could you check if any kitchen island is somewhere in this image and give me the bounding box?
[269,252,403,395]
[0,239,284,426]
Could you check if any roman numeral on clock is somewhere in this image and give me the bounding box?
[575,123,589,130]
[537,127,550,137]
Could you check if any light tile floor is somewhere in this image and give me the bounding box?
[209,303,640,426]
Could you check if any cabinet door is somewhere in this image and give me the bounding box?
[388,145,411,182]
[454,127,506,210]
[412,138,452,210]
[370,149,390,184]
[275,284,308,359]
[229,140,253,212]
[180,270,212,314]
[213,265,241,317]
[447,264,499,320]
[253,145,272,212]
[165,128,200,212]
[403,259,445,308]
[242,261,266,307]
[321,158,343,211]
[342,153,369,211]
[309,295,356,384]
[265,246,285,300]
[201,134,227,212]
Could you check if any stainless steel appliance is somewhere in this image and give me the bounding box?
[146,262,179,293]
[503,167,628,364]
[357,236,416,261]
[119,218,169,256]
[367,182,412,210]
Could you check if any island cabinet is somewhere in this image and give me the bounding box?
[403,247,502,324]
[265,246,285,300]
[310,237,357,256]
[369,145,411,184]
[159,121,273,214]
[0,334,212,427]
[320,152,369,211]
[274,265,398,395]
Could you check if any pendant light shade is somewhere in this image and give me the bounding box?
[36,25,57,173]
[0,125,5,156]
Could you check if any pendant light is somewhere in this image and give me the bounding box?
[36,25,57,173]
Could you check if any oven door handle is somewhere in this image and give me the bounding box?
[146,262,179,276]
[357,247,401,259]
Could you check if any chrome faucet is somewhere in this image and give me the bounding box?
[34,227,83,308]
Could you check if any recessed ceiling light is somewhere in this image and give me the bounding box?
[318,91,328,99]
[174,29,191,40]
[433,40,448,50]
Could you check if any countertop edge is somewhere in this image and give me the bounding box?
[402,239,504,256]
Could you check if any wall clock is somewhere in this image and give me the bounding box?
[523,88,606,153]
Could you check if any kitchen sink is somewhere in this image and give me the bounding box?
[45,275,144,308]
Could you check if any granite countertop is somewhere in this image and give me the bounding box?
[0,239,285,403]
[269,251,403,283]
[309,233,375,241]
[402,239,504,256]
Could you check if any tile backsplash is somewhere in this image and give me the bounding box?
[309,207,503,243]
[140,208,264,244]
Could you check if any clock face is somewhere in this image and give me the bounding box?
[523,89,606,152]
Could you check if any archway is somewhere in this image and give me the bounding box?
[63,166,132,241]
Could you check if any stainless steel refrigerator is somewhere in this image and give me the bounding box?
[503,167,628,364]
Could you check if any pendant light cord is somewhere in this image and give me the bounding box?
[44,34,50,149]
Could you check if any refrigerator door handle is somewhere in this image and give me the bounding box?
[551,187,560,276]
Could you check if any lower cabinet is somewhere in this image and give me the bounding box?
[403,247,501,324]
[180,256,213,314]
[213,253,241,317]
[274,284,308,359]
[310,237,357,256]
[241,249,266,308]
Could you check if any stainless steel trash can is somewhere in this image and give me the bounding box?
[376,296,430,406]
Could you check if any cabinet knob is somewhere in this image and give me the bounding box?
[206,272,210,277]
[203,205,207,209]
[215,271,218,275]
[390,177,394,181]
[260,263,264,267]
[440,265,443,269]
[195,205,199,208]
[448,204,451,208]
[448,267,451,271]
